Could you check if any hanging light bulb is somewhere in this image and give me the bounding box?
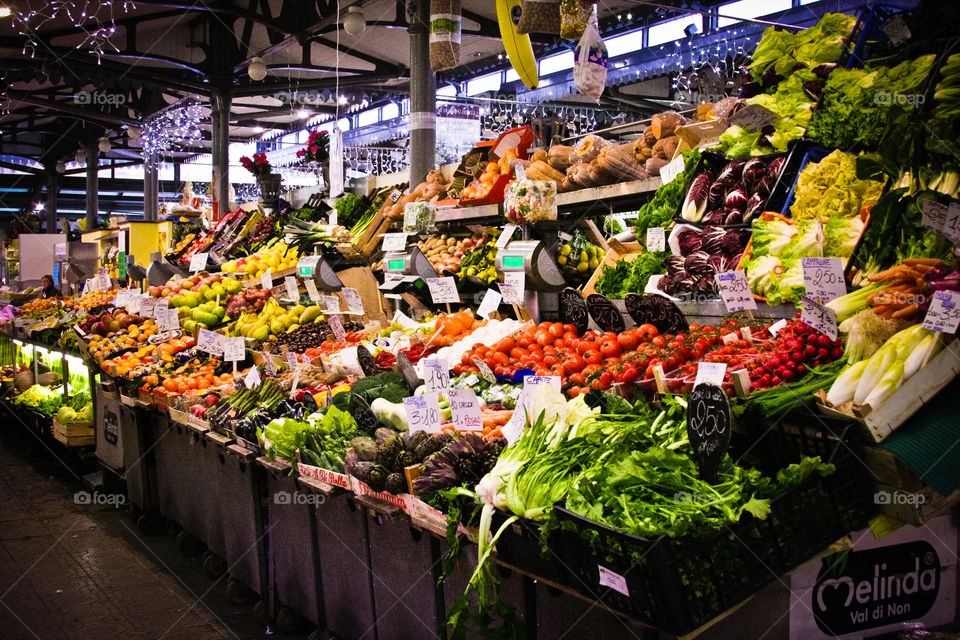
[247,57,267,81]
[126,125,141,139]
[98,136,111,153]
[343,7,366,36]
[75,149,86,164]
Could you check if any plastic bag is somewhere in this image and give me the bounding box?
[560,0,593,40]
[518,0,561,35]
[429,0,461,72]
[573,8,607,102]
[504,167,558,224]
[403,202,436,234]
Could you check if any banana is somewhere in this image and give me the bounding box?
[496,0,538,90]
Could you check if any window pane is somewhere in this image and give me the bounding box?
[382,102,400,120]
[358,109,378,127]
[648,16,697,46]
[505,68,520,83]
[539,50,574,76]
[606,30,643,58]
[437,85,458,97]
[466,73,502,96]
[718,0,792,27]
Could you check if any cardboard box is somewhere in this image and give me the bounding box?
[582,241,645,297]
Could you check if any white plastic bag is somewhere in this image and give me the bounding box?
[573,9,607,102]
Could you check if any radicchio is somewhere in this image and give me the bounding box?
[766,156,786,179]
[741,158,766,193]
[657,274,679,296]
[703,209,727,225]
[725,188,748,212]
[717,160,745,184]
[665,255,685,275]
[756,173,775,199]
[684,251,712,275]
[681,172,712,222]
[701,226,726,255]
[696,275,718,296]
[707,253,727,274]
[708,178,735,209]
[721,229,751,258]
[677,229,702,256]
[724,209,744,225]
[744,192,765,220]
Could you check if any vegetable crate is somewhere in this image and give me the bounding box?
[53,418,95,447]
[552,461,868,635]
[777,145,830,217]
[582,241,644,298]
[491,509,570,585]
[842,3,913,69]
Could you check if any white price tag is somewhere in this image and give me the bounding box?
[944,202,960,244]
[157,308,179,332]
[303,278,321,303]
[715,271,757,312]
[382,232,408,252]
[423,357,450,392]
[342,288,364,314]
[244,366,261,389]
[659,156,685,185]
[127,294,141,314]
[922,200,947,233]
[289,370,300,399]
[189,252,208,272]
[404,393,443,434]
[598,566,630,596]
[284,276,299,301]
[426,277,460,304]
[394,310,419,330]
[473,359,497,383]
[694,362,727,387]
[198,328,222,355]
[264,355,277,376]
[328,315,346,341]
[524,375,561,391]
[880,14,911,46]
[155,299,168,315]
[502,395,526,445]
[99,271,111,291]
[800,296,838,341]
[140,297,156,319]
[729,103,779,133]
[801,257,846,302]
[463,374,480,387]
[477,288,502,320]
[922,290,960,334]
[499,272,525,306]
[222,336,245,361]
[495,224,517,249]
[260,269,273,291]
[54,242,67,260]
[768,319,787,337]
[645,227,666,252]
[449,389,483,431]
[322,295,340,314]
[286,351,300,369]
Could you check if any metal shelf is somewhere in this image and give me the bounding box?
[555,177,662,208]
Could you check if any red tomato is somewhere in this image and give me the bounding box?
[575,340,592,355]
[562,331,578,343]
[617,332,639,352]
[567,386,581,398]
[535,330,552,347]
[543,354,559,367]
[495,366,509,376]
[552,338,568,351]
[491,351,508,366]
[548,322,564,338]
[582,350,602,365]
[599,339,621,358]
[562,323,577,335]
[494,337,516,354]
[518,336,533,349]
[582,330,598,342]
[569,372,587,387]
[453,363,464,375]
[461,352,475,366]
[562,355,586,376]
[474,345,490,357]
[543,345,557,356]
[582,364,602,377]
[510,347,529,361]
[652,335,666,347]
[637,323,659,339]
[599,371,613,389]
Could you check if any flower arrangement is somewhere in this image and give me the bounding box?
[297,129,330,164]
[240,152,272,178]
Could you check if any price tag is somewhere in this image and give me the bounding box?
[260,269,273,291]
[463,374,480,387]
[477,288,502,320]
[322,295,340,314]
[768,319,787,337]
[598,566,630,597]
[140,297,156,319]
[244,366,261,389]
[729,104,779,133]
[426,277,460,304]
[801,257,846,302]
[922,200,947,233]
[157,308,179,332]
[423,357,450,392]
[127,294,142,314]
[264,355,277,376]
[499,272,525,306]
[715,271,757,312]
[342,288,364,314]
[922,290,960,334]
[524,375,561,391]
[449,389,483,431]
[880,14,911,46]
[328,315,346,341]
[473,358,496,383]
[659,156,685,185]
[495,224,517,249]
[286,351,299,369]
[558,231,573,242]
[54,242,67,260]
[389,189,403,203]
[694,362,727,388]
[289,369,300,399]
[283,276,299,301]
[99,271,111,291]
[686,383,733,483]
[222,336,245,361]
[404,393,442,434]
[198,328,222,355]
[800,296,838,341]
[502,395,526,445]
[382,233,408,252]
[944,202,960,244]
[645,227,666,251]
[189,252,208,272]
[303,278,321,303]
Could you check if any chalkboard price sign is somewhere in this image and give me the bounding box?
[625,293,689,335]
[357,345,378,377]
[559,288,589,334]
[350,394,381,435]
[586,294,625,333]
[686,383,732,483]
[397,352,420,389]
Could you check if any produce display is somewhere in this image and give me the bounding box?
[414,234,483,275]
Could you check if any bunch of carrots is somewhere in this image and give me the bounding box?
[439,407,514,440]
[866,258,942,322]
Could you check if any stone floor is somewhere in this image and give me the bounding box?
[0,418,308,640]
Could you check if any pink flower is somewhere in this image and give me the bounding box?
[296,149,304,157]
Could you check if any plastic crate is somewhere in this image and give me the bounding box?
[843,3,914,69]
[777,145,830,217]
[491,509,570,585]
[553,460,869,635]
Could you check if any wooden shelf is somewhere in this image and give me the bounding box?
[555,178,662,207]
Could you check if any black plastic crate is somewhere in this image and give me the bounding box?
[553,461,869,635]
[842,3,914,69]
[491,509,569,585]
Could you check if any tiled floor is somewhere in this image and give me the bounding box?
[0,421,307,640]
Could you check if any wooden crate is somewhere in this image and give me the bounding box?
[582,240,645,297]
[53,419,95,447]
[53,418,94,437]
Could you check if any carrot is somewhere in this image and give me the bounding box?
[482,418,496,430]
[903,258,942,266]
[487,428,503,439]
[872,304,893,315]
[892,303,919,319]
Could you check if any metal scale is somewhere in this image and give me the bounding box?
[378,246,438,309]
[146,251,181,286]
[296,255,344,292]
[495,239,565,322]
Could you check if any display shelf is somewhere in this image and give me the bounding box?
[435,203,501,223]
[555,177,662,208]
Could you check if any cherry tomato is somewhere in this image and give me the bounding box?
[620,365,639,384]
[599,371,613,389]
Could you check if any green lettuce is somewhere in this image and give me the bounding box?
[750,13,857,85]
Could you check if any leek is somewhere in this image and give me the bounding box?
[826,281,889,321]
[862,361,904,410]
[826,360,869,406]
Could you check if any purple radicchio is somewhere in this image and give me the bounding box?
[745,192,765,220]
[766,156,786,180]
[716,160,745,184]
[721,228,751,258]
[665,255,686,276]
[725,188,749,212]
[708,178,735,209]
[724,209,744,225]
[684,251,712,275]
[701,226,726,255]
[681,172,712,222]
[707,253,727,274]
[741,158,767,193]
[677,229,702,256]
[703,208,727,225]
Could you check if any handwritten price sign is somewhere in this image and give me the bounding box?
[922,290,960,334]
[645,227,666,251]
[715,271,757,312]
[801,257,846,302]
[222,336,245,361]
[449,389,483,431]
[197,329,222,356]
[422,357,450,392]
[189,252,208,272]
[658,156,685,185]
[283,276,299,301]
[800,296,838,341]
[342,287,364,314]
[404,393,442,434]
[426,277,460,304]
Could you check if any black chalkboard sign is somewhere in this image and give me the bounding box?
[559,288,589,334]
[686,384,732,483]
[357,345,378,377]
[397,352,420,390]
[625,293,689,335]
[350,393,381,435]
[586,294,625,333]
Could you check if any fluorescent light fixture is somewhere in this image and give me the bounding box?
[252,126,264,133]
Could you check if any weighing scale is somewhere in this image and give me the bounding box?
[378,246,438,310]
[296,255,343,292]
[495,240,565,322]
[146,251,181,286]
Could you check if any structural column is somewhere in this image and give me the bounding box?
[408,0,436,186]
[211,88,232,214]
[143,155,158,221]
[85,138,99,229]
[45,167,58,233]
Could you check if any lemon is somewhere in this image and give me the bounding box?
[589,258,599,269]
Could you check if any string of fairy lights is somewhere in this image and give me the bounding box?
[11,0,136,60]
